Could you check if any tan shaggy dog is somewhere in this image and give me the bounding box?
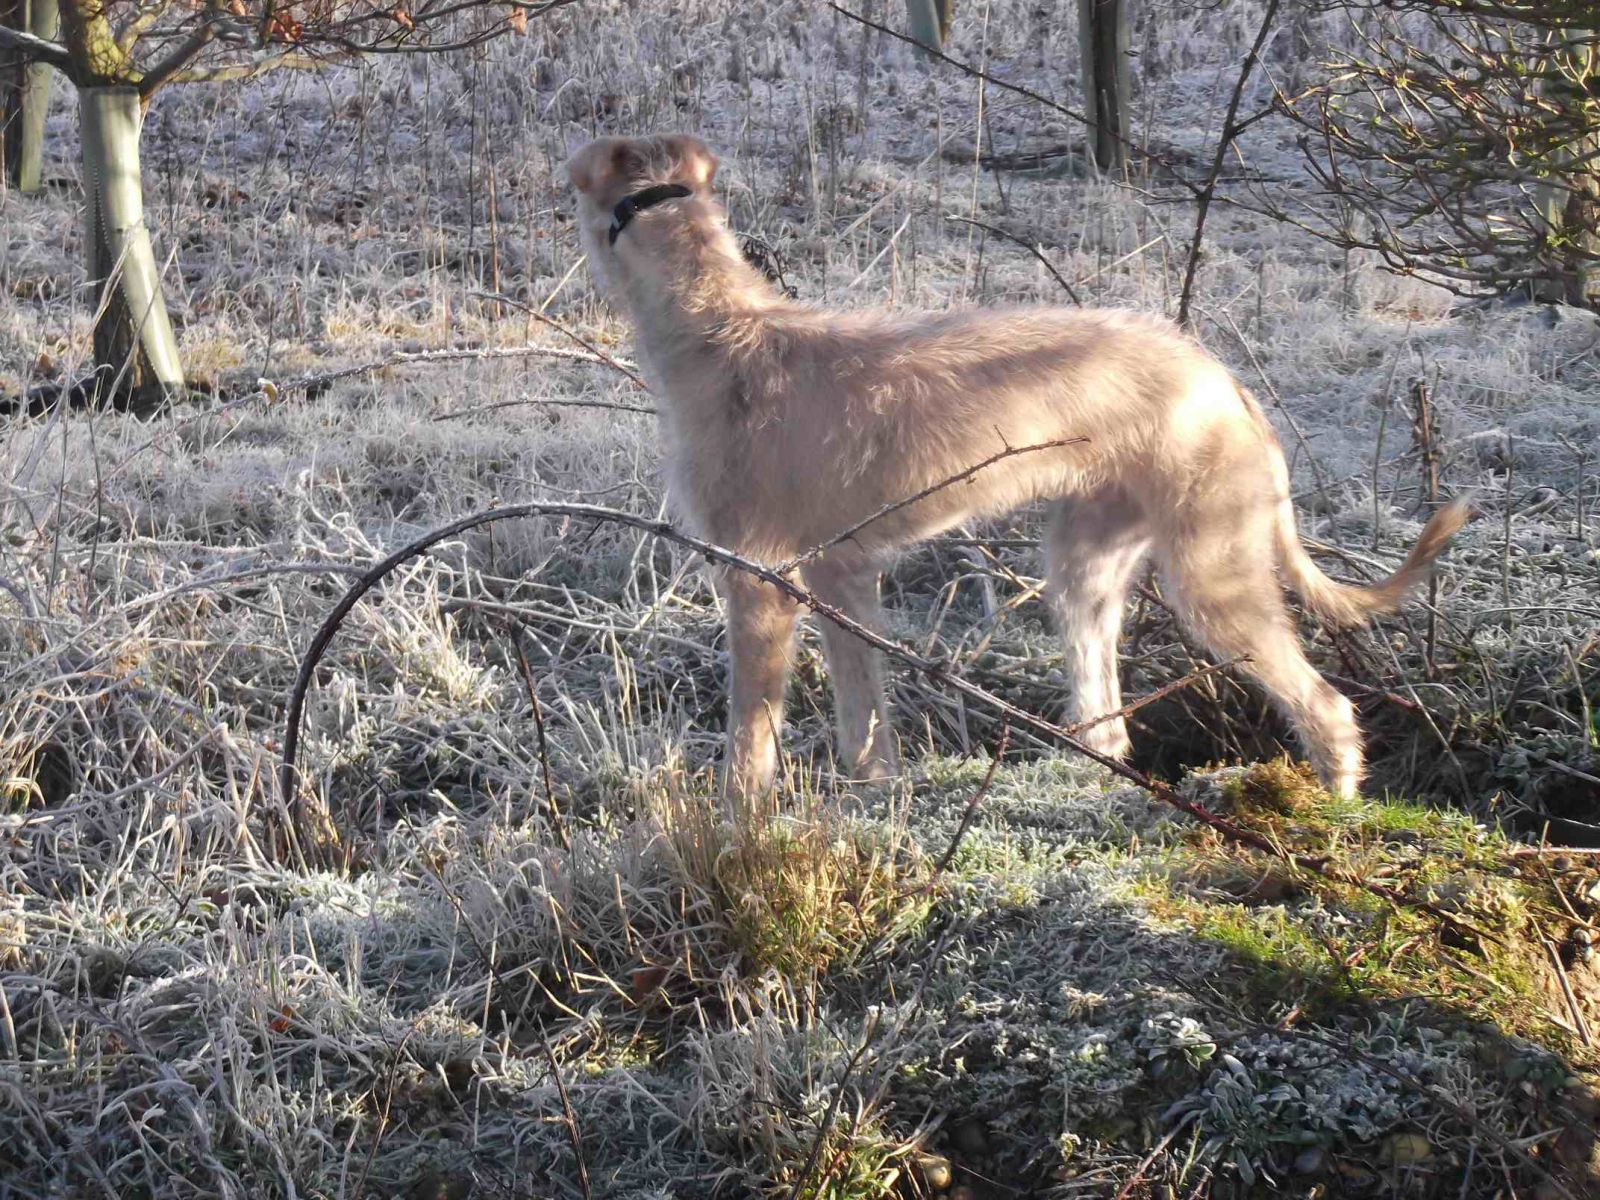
[565,133,1468,799]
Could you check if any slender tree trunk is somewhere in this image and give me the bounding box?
[1534,55,1600,307]
[1078,0,1129,172]
[1559,160,1600,307]
[54,0,184,406]
[1534,154,1600,307]
[80,86,183,408]
[1544,151,1600,307]
[905,0,955,52]
[2,0,58,191]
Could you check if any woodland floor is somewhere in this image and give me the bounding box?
[2,2,1600,1196]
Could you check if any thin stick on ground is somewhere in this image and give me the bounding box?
[510,628,570,852]
[470,290,649,389]
[1410,375,1443,676]
[1503,432,1516,613]
[425,859,594,1200]
[856,728,1012,967]
[433,396,656,422]
[278,500,1504,946]
[1113,1124,1185,1200]
[1065,655,1249,737]
[1509,847,1600,856]
[348,1023,423,1200]
[99,343,648,483]
[781,1010,880,1200]
[1543,937,1594,1047]
[280,342,642,392]
[936,724,1009,876]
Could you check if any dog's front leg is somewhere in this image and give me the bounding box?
[720,570,801,797]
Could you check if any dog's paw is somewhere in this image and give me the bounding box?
[1078,720,1133,761]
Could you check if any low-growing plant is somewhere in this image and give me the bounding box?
[659,785,933,982]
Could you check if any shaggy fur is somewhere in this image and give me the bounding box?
[565,133,1469,798]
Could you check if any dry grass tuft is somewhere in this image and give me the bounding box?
[662,788,931,982]
[689,1001,919,1200]
[1216,757,1327,817]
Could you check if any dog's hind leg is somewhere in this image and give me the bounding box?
[1155,506,1363,797]
[720,570,801,797]
[1044,488,1152,759]
[802,556,900,781]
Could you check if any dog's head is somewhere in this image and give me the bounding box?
[565,134,718,295]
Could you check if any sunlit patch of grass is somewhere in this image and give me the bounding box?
[1145,762,1588,1050]
[659,787,933,982]
[772,1111,909,1200]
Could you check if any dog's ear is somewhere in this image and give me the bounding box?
[565,137,647,197]
[659,133,718,191]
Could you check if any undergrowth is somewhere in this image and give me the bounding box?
[2,0,1599,1196]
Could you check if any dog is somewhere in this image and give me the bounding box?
[565,133,1467,799]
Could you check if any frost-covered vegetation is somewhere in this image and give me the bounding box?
[2,1,1599,1196]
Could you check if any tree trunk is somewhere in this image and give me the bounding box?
[2,0,57,192]
[905,0,955,52]
[80,86,183,409]
[1533,106,1600,307]
[1539,42,1600,309]
[1555,156,1600,308]
[1077,0,1130,172]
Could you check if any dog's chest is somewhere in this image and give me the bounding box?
[657,404,794,553]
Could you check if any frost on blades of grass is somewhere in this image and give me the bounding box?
[3,0,1600,1195]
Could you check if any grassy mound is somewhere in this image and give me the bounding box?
[23,753,1596,1199]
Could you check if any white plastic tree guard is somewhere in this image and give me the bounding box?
[80,85,183,402]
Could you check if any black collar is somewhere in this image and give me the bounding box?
[608,183,693,246]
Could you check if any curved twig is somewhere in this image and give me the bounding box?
[432,397,656,422]
[281,342,640,392]
[469,291,648,390]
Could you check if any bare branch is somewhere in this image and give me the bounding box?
[943,216,1083,305]
[157,48,333,86]
[115,0,177,54]
[1177,0,1281,329]
[0,23,74,73]
[775,437,1089,575]
[50,0,581,98]
[1285,0,1600,302]
[135,14,222,95]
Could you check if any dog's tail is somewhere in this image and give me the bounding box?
[1238,386,1471,627]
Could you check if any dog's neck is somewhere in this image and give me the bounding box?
[612,195,785,357]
